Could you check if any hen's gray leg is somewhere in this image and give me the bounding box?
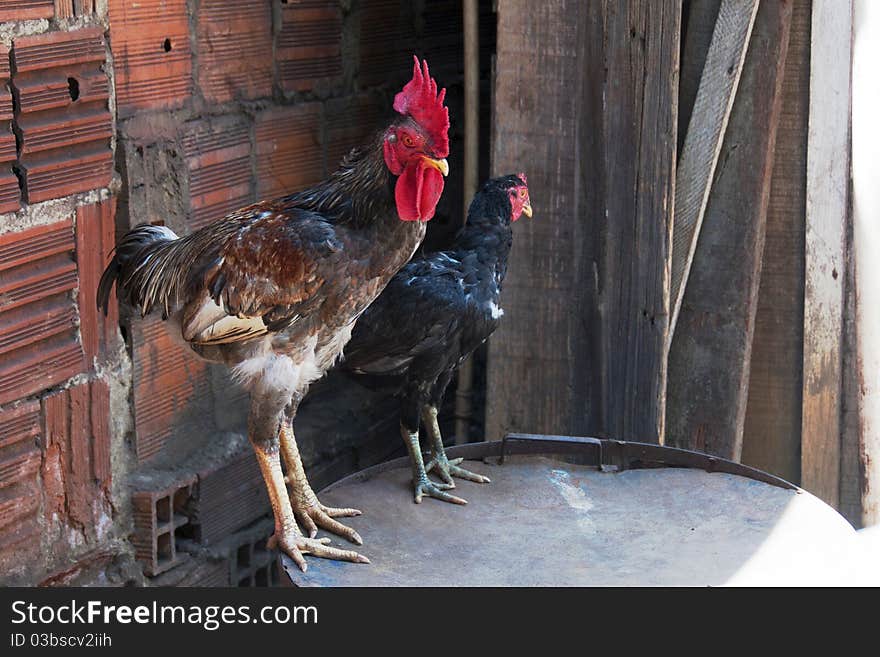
[400,422,466,505]
[422,405,491,485]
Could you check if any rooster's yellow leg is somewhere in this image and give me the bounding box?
[251,438,369,572]
[280,420,364,545]
[422,405,491,485]
[401,422,466,505]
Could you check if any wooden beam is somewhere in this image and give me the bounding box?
[598,1,679,443]
[669,0,759,342]
[666,0,793,459]
[486,0,592,442]
[848,0,877,526]
[801,0,852,509]
[741,0,812,485]
[454,0,481,444]
[486,0,679,444]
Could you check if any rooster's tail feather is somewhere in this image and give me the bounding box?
[97,224,181,318]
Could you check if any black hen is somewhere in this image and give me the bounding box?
[343,174,532,504]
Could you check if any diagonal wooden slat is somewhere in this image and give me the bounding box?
[668,0,760,343]
[678,0,722,154]
[666,0,793,460]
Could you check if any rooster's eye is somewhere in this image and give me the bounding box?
[402,134,416,148]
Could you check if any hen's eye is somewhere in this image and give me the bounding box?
[402,135,415,148]
[519,189,527,197]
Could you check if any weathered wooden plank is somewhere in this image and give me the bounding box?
[599,1,679,443]
[486,0,679,444]
[848,0,879,526]
[801,0,852,509]
[741,0,812,485]
[454,0,481,445]
[669,0,759,340]
[678,0,723,165]
[486,0,588,442]
[667,0,793,460]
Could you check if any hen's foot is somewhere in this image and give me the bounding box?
[426,454,492,485]
[413,474,467,505]
[268,527,369,573]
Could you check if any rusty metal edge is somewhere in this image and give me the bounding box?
[316,433,798,495]
[280,433,799,586]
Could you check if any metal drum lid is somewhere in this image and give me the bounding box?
[281,439,869,586]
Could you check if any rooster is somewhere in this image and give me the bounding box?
[97,58,450,571]
[343,174,531,504]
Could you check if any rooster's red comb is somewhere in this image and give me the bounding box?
[393,56,449,158]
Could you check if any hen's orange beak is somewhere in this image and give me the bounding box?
[421,156,449,177]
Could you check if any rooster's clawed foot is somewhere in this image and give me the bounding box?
[290,496,364,546]
[268,527,370,573]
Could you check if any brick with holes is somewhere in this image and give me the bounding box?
[0,46,19,215]
[11,28,113,203]
[131,477,196,576]
[109,0,193,117]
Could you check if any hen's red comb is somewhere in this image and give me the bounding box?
[517,172,528,185]
[393,56,450,158]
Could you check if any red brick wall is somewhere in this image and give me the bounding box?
[0,0,491,586]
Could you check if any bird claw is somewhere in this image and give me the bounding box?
[413,478,467,505]
[292,502,364,545]
[270,529,370,573]
[426,455,491,485]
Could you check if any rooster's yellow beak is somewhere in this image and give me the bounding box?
[522,202,533,218]
[422,157,449,177]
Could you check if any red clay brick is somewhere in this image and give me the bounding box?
[183,120,253,230]
[325,94,382,175]
[0,219,85,406]
[131,477,196,576]
[131,315,210,463]
[109,0,192,116]
[149,555,231,587]
[255,103,323,200]
[192,447,269,545]
[0,0,53,21]
[0,46,20,215]
[89,379,111,485]
[75,198,118,365]
[359,0,416,88]
[41,380,112,529]
[11,28,113,203]
[0,402,42,561]
[213,518,278,587]
[277,1,343,93]
[197,1,272,104]
[54,0,96,19]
